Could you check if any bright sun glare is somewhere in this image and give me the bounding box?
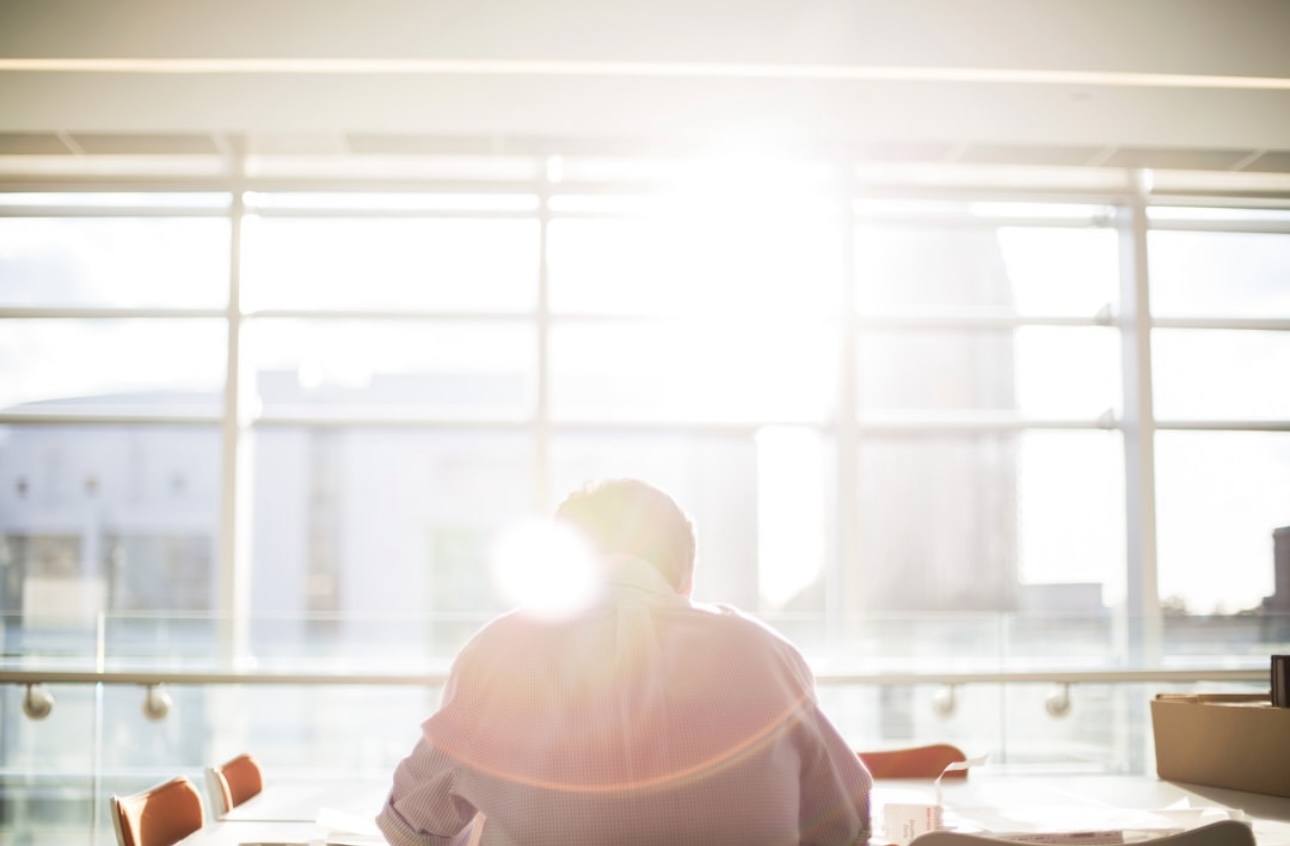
[490,520,603,621]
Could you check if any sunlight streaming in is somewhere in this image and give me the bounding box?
[490,519,603,620]
[756,426,826,609]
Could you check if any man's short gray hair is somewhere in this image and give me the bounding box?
[554,478,696,591]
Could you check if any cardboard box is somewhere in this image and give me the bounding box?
[1151,693,1290,798]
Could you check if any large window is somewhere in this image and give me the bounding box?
[1,165,1288,756]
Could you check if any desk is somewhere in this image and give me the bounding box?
[180,774,1290,846]
[180,777,388,845]
[179,819,332,846]
[880,777,1290,846]
[219,778,389,823]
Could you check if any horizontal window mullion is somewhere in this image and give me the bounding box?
[1146,219,1290,235]
[852,213,1115,230]
[0,205,230,218]
[251,415,531,430]
[1155,419,1290,432]
[853,313,1111,329]
[0,411,220,426]
[1152,317,1290,331]
[854,416,1115,432]
[242,308,533,321]
[245,207,535,220]
[0,307,227,319]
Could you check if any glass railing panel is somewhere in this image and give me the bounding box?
[1160,612,1290,667]
[999,613,1120,668]
[0,681,99,845]
[1,612,101,668]
[0,608,1280,842]
[211,684,442,774]
[100,613,220,670]
[820,681,1004,762]
[242,613,489,671]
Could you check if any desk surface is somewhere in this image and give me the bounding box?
[178,773,1290,846]
[183,776,388,845]
[891,777,1290,846]
[219,778,389,823]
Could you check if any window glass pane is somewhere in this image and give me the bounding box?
[1156,432,1290,616]
[549,321,838,423]
[549,432,761,611]
[0,424,221,625]
[248,427,534,664]
[1153,329,1290,419]
[1016,327,1120,418]
[856,432,1123,613]
[858,433,1017,612]
[1016,431,1126,604]
[859,329,1015,412]
[858,327,1119,417]
[857,225,1117,316]
[997,227,1119,315]
[1149,230,1290,318]
[242,319,535,421]
[241,217,539,311]
[548,214,843,316]
[857,225,1012,312]
[0,218,230,307]
[0,319,226,411]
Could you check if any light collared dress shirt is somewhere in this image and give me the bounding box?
[378,557,872,846]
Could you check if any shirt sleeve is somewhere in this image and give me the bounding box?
[376,664,479,846]
[796,703,873,846]
[782,645,873,846]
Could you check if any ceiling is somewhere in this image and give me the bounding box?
[1,0,1289,179]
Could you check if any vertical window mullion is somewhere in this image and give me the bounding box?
[535,178,552,513]
[834,173,860,652]
[218,172,247,665]
[1117,172,1163,751]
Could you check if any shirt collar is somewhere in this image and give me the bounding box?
[602,555,685,604]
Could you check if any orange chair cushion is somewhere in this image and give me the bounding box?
[112,776,204,846]
[217,753,264,810]
[858,743,969,779]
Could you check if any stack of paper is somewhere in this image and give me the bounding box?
[316,808,386,846]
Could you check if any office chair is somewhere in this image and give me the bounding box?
[110,775,205,846]
[909,820,1255,846]
[859,743,969,779]
[204,752,264,816]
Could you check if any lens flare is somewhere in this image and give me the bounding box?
[490,520,602,620]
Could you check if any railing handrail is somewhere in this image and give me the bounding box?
[0,666,1268,687]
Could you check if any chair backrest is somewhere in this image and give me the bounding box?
[858,743,969,779]
[204,752,264,816]
[110,776,205,846]
[909,820,1255,846]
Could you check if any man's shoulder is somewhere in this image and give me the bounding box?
[684,601,808,656]
[455,606,563,650]
[452,601,809,675]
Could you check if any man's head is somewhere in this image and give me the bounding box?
[554,479,696,595]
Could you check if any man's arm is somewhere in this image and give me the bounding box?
[377,733,478,846]
[796,704,874,846]
[377,664,479,846]
[773,641,872,846]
